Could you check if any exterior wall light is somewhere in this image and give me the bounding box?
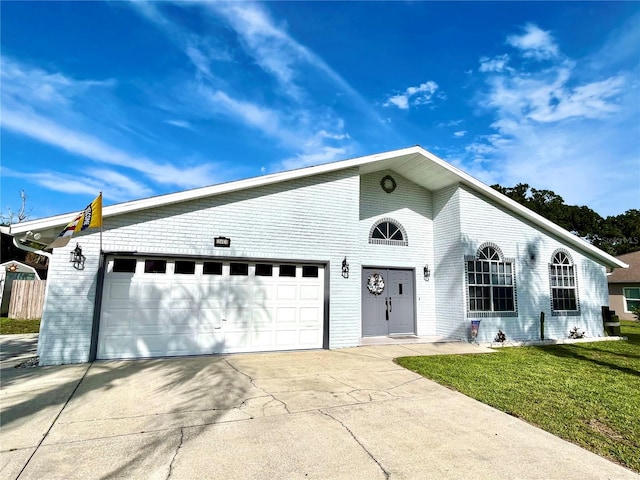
[69,244,85,269]
[6,263,18,273]
[424,264,431,281]
[342,257,349,279]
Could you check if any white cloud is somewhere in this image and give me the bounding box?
[1,57,219,191]
[128,0,368,175]
[462,23,638,216]
[166,119,193,129]
[383,81,439,110]
[507,24,559,60]
[280,146,348,171]
[453,131,467,138]
[479,54,511,73]
[1,167,152,202]
[438,119,463,127]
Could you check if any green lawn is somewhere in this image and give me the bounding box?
[396,321,640,473]
[0,318,41,334]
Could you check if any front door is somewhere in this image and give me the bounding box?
[362,268,415,336]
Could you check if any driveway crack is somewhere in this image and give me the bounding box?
[166,427,184,480]
[321,411,390,479]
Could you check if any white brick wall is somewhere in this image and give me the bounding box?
[38,168,612,364]
[457,185,608,342]
[39,169,362,364]
[433,185,467,339]
[359,171,435,335]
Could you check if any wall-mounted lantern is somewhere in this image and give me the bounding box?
[342,257,349,279]
[69,244,85,269]
[423,264,431,281]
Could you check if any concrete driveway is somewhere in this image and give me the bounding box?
[1,338,638,480]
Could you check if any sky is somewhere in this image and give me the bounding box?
[1,1,639,222]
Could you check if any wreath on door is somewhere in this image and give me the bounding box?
[367,273,385,295]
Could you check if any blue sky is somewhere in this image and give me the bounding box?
[1,1,638,221]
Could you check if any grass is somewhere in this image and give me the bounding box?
[0,317,41,334]
[396,321,640,473]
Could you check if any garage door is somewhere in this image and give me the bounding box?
[97,257,325,359]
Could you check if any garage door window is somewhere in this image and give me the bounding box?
[255,264,273,276]
[203,262,222,275]
[230,263,249,276]
[144,259,167,274]
[302,266,319,278]
[279,265,296,277]
[175,260,195,275]
[113,258,136,273]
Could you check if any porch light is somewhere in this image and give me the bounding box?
[69,244,85,269]
[342,257,349,279]
[6,263,18,273]
[424,264,431,281]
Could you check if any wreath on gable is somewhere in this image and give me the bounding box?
[367,273,385,295]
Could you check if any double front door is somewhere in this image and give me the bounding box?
[362,268,415,336]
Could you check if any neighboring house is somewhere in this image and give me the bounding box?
[0,261,41,316]
[2,146,628,365]
[608,250,640,321]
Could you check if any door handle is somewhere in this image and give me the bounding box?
[385,297,389,321]
[389,297,392,312]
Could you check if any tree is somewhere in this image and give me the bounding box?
[491,184,639,256]
[1,190,31,225]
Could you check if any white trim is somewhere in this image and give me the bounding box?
[5,146,628,269]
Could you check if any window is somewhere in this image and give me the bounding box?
[230,263,249,276]
[113,258,136,273]
[302,266,319,278]
[203,262,223,275]
[623,287,640,312]
[255,264,273,276]
[369,218,408,246]
[279,265,296,277]
[144,259,166,274]
[466,244,516,315]
[174,261,195,275]
[549,251,579,314]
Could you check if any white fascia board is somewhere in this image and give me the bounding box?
[5,145,627,269]
[8,146,422,235]
[414,147,629,269]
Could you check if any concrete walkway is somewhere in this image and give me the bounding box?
[1,338,638,480]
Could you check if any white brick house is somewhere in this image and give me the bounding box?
[5,146,627,365]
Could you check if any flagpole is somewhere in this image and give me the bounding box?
[99,191,103,254]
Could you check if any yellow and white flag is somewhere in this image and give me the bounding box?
[48,193,102,249]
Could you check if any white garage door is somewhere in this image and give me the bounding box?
[97,257,325,359]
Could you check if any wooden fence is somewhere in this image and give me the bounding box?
[8,280,46,320]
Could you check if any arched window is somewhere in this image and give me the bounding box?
[549,250,579,314]
[368,218,408,246]
[466,243,517,315]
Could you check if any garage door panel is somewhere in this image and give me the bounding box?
[106,281,137,301]
[300,285,321,300]
[251,331,273,347]
[101,309,134,329]
[275,330,297,346]
[277,285,297,301]
[136,308,165,327]
[169,308,200,326]
[99,259,324,359]
[139,282,164,300]
[300,307,320,324]
[199,308,224,330]
[252,284,275,302]
[275,307,297,324]
[299,329,321,346]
